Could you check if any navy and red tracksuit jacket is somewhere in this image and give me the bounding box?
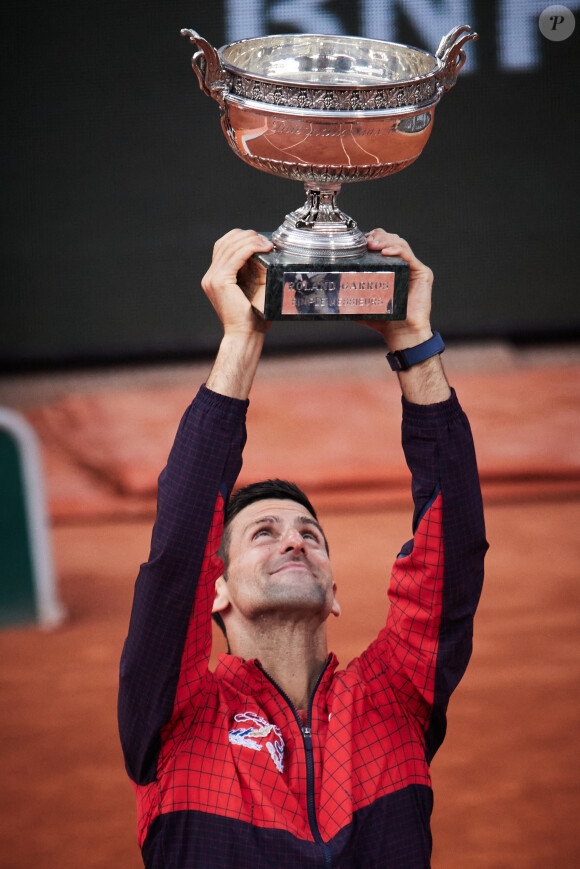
[118,384,487,868]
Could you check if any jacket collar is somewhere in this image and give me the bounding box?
[215,652,339,698]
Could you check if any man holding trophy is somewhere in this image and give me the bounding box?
[118,23,485,868]
[118,225,487,867]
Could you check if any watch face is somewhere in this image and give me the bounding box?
[386,351,406,371]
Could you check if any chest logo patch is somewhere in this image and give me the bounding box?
[228,711,285,773]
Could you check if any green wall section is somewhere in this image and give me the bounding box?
[0,430,37,625]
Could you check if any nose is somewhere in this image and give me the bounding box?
[281,527,306,553]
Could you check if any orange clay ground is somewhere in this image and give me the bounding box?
[1,343,579,868]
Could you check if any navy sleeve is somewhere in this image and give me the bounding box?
[401,389,488,760]
[118,385,248,785]
[351,389,487,759]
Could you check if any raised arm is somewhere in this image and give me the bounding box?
[203,229,273,399]
[364,229,451,405]
[118,230,272,785]
[354,230,488,760]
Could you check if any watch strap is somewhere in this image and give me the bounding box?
[386,331,445,371]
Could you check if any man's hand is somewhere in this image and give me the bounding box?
[364,228,451,404]
[202,229,273,337]
[364,229,433,351]
[203,229,273,400]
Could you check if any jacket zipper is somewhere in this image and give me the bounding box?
[256,659,333,867]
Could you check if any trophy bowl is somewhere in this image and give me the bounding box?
[181,26,477,258]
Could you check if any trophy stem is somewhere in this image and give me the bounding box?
[272,182,368,259]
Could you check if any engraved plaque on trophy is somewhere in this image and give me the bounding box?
[181,26,477,320]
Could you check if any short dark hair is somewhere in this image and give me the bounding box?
[219,479,324,568]
[212,479,326,644]
[225,478,319,528]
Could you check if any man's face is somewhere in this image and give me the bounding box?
[214,498,340,624]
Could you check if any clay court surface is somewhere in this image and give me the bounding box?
[1,343,579,868]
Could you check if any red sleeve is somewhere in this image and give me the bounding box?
[349,390,488,757]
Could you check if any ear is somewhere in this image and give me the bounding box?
[331,582,341,618]
[212,575,231,615]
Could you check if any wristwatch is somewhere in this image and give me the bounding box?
[386,331,445,372]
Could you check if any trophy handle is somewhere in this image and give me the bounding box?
[435,25,478,92]
[180,29,227,108]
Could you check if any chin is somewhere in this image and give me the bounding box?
[265,586,329,610]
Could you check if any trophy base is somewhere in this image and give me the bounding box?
[237,235,409,321]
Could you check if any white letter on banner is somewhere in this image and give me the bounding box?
[360,1,395,40]
[268,0,345,34]
[361,0,477,70]
[225,0,345,42]
[225,0,266,42]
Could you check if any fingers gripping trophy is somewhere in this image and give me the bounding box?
[181,26,477,321]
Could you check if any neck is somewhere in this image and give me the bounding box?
[227,615,329,710]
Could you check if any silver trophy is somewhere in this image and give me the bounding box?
[181,26,477,320]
